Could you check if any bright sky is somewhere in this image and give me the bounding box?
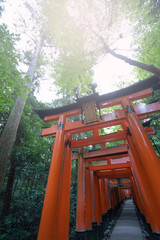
[1,1,135,103]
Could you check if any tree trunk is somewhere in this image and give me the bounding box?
[1,127,21,221]
[106,47,160,78]
[0,37,44,190]
[1,156,16,220]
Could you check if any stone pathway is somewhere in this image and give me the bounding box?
[110,199,144,240]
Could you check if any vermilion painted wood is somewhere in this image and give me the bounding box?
[85,153,129,162]
[41,100,160,137]
[96,168,132,178]
[127,140,151,223]
[94,173,102,225]
[99,88,153,109]
[118,187,122,201]
[130,176,143,213]
[104,179,111,210]
[37,114,66,240]
[83,145,128,158]
[99,179,108,214]
[89,162,131,171]
[71,127,155,148]
[90,171,96,222]
[110,187,116,209]
[124,124,160,232]
[122,98,160,232]
[43,88,153,122]
[50,125,154,153]
[85,161,93,230]
[44,108,81,122]
[71,130,126,148]
[71,146,128,160]
[42,101,159,136]
[134,102,160,115]
[76,149,86,231]
[55,133,72,240]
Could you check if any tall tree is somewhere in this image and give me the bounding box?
[0,24,25,115]
[0,36,44,190]
[46,0,95,97]
[0,95,52,239]
[52,0,160,78]
[0,0,49,189]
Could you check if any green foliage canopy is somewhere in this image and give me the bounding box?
[0,24,26,113]
[45,0,96,96]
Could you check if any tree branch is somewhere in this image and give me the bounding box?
[105,46,160,78]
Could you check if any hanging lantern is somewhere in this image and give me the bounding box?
[81,101,101,124]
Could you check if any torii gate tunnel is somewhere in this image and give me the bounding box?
[36,76,160,240]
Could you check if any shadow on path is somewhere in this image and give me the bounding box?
[110,199,144,240]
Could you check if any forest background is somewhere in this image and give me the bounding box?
[0,0,160,239]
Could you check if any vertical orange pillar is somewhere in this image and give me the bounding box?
[55,133,72,240]
[85,161,92,230]
[104,178,111,211]
[114,187,119,205]
[76,148,86,231]
[128,144,149,220]
[122,119,160,232]
[94,173,102,225]
[111,187,115,209]
[38,114,66,240]
[130,175,143,213]
[99,178,107,215]
[121,98,160,210]
[90,171,96,223]
[118,187,122,202]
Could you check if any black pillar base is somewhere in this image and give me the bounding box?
[86,229,94,240]
[141,213,146,224]
[92,222,104,240]
[102,212,109,231]
[146,222,152,235]
[92,222,99,240]
[152,232,160,240]
[97,223,103,240]
[75,230,87,240]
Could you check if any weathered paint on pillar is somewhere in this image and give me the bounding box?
[99,178,108,214]
[90,171,96,223]
[86,161,92,230]
[129,148,150,222]
[37,114,66,240]
[130,175,143,213]
[55,133,72,240]
[123,123,160,232]
[76,148,86,231]
[104,178,111,211]
[111,187,116,209]
[94,173,102,225]
[122,98,160,211]
[118,187,122,202]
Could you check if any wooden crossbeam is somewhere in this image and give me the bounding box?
[84,153,129,161]
[71,130,125,148]
[44,88,153,122]
[83,145,128,158]
[89,162,131,171]
[41,102,160,137]
[99,88,153,109]
[72,147,128,160]
[96,168,132,178]
[71,127,155,148]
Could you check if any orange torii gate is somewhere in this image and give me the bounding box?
[36,76,160,240]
